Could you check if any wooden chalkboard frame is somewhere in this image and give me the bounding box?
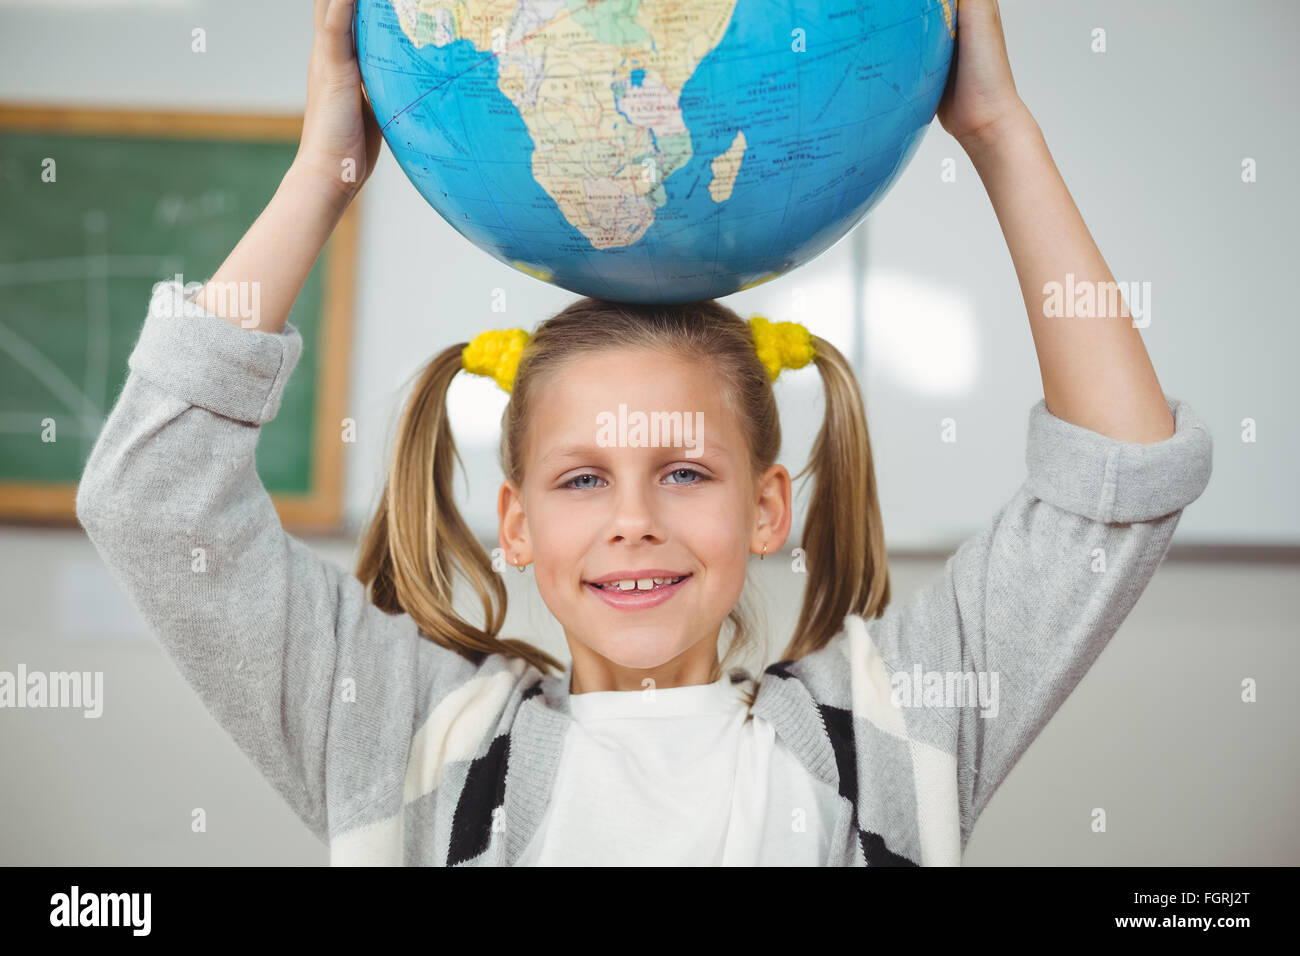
[0,104,357,532]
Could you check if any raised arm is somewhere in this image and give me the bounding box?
[74,0,480,845]
[938,0,1173,443]
[857,0,1211,858]
[197,0,380,334]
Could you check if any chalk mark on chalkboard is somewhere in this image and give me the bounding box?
[0,321,103,439]
[0,210,180,453]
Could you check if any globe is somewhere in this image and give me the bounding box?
[355,0,956,304]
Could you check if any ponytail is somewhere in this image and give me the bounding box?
[780,335,891,660]
[355,343,564,675]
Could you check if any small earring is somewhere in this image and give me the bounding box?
[760,542,767,561]
[514,556,527,574]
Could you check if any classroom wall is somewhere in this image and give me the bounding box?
[1,0,1296,865]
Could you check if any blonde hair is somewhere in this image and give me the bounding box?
[355,297,891,695]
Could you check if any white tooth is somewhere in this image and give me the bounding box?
[652,578,665,585]
[617,580,636,591]
[636,578,654,590]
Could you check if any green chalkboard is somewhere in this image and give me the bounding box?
[0,106,356,530]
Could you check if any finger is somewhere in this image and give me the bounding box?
[322,0,357,64]
[314,0,329,29]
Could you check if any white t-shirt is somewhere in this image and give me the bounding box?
[515,672,842,865]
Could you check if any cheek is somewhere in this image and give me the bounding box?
[529,523,572,581]
[527,505,594,600]
[677,506,749,573]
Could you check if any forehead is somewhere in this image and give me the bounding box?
[528,348,742,462]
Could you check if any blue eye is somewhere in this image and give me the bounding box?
[563,473,606,490]
[665,467,705,485]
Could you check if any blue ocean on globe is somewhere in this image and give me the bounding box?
[355,0,957,303]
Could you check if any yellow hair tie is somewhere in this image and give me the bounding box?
[461,315,814,393]
[749,314,815,381]
[462,328,529,393]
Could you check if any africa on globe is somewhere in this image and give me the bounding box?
[355,0,957,303]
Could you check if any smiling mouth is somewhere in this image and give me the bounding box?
[584,573,693,610]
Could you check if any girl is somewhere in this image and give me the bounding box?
[77,0,1212,865]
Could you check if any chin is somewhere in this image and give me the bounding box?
[587,635,694,673]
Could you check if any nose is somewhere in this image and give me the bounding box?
[606,477,664,544]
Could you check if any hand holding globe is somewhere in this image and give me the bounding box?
[293,0,383,205]
[935,0,1027,152]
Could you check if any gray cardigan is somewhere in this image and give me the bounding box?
[75,281,1214,865]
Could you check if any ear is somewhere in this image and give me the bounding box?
[498,479,530,565]
[751,463,792,555]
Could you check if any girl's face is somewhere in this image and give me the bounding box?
[499,347,790,693]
